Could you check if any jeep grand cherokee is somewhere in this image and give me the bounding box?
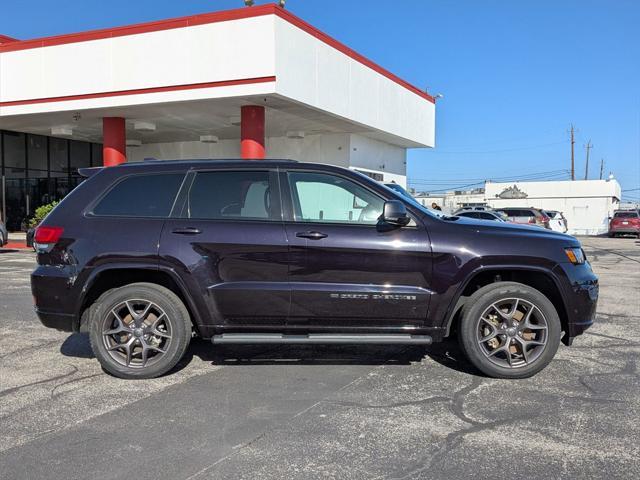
[31,160,598,379]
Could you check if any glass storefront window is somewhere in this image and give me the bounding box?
[70,140,90,175]
[91,143,103,167]
[49,137,69,177]
[2,131,26,179]
[28,134,48,178]
[1,130,104,231]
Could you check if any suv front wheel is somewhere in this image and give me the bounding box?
[458,282,561,379]
[89,283,192,379]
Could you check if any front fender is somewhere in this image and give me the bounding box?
[438,263,568,336]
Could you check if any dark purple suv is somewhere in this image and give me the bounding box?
[31,160,598,379]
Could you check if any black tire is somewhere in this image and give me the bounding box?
[458,281,561,379]
[608,233,616,238]
[89,282,192,379]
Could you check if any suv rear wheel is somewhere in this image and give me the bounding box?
[458,282,561,379]
[89,283,191,379]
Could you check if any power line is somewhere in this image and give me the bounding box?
[410,172,572,193]
[426,141,568,155]
[408,172,571,187]
[409,169,570,183]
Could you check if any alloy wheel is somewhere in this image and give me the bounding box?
[101,299,172,368]
[476,297,548,369]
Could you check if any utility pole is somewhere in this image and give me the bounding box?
[584,139,592,180]
[599,158,604,180]
[569,124,575,180]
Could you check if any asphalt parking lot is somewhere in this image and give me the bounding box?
[1,237,639,479]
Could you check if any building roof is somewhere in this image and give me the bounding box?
[0,34,18,44]
[0,4,433,103]
[0,3,435,149]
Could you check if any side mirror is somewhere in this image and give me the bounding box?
[382,200,410,226]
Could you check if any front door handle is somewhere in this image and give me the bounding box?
[296,231,328,240]
[172,227,202,235]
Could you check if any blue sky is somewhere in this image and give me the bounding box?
[2,0,639,200]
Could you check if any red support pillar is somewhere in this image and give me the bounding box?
[240,106,265,159]
[103,117,126,167]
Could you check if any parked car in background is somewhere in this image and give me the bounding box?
[453,206,492,213]
[455,210,507,222]
[609,210,640,237]
[495,207,551,229]
[0,219,7,246]
[543,210,568,233]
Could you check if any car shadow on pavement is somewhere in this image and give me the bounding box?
[60,334,481,377]
[60,333,95,359]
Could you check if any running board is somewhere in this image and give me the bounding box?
[211,333,432,345]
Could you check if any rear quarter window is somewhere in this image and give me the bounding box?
[92,173,184,217]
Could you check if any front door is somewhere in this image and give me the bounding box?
[159,169,290,330]
[281,169,432,331]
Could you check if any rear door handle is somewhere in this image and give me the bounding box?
[172,227,202,235]
[296,231,328,240]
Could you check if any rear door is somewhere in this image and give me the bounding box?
[281,168,432,331]
[159,168,290,329]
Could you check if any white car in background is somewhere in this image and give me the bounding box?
[543,210,568,233]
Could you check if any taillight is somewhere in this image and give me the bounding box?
[34,226,64,244]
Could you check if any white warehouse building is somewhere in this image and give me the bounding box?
[416,179,622,236]
[485,179,622,236]
[0,3,435,230]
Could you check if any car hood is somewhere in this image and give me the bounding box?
[439,215,577,242]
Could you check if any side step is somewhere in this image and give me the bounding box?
[211,333,432,345]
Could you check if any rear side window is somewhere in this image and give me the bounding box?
[186,171,276,220]
[92,173,184,217]
[459,212,479,218]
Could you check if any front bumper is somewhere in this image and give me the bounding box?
[554,263,598,345]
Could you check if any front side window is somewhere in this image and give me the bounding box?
[187,171,276,220]
[288,172,384,224]
[93,173,184,217]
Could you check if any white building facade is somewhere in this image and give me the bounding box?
[415,179,622,236]
[485,179,621,236]
[0,3,435,230]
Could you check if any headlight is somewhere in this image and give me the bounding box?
[564,247,586,265]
